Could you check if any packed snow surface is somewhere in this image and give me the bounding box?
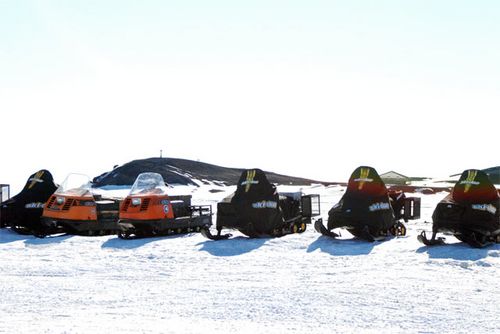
[1,185,499,333]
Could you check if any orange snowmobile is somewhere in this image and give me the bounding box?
[117,172,212,239]
[41,173,120,236]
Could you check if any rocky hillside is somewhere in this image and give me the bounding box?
[92,157,323,187]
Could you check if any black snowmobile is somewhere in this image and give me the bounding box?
[201,168,321,240]
[418,169,500,248]
[0,170,58,236]
[315,166,420,242]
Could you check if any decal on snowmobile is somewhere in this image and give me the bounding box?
[471,204,497,215]
[241,169,259,192]
[354,167,373,190]
[28,170,45,189]
[460,170,479,193]
[368,202,391,212]
[24,202,45,209]
[251,200,278,209]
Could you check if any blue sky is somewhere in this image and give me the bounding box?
[1,1,499,191]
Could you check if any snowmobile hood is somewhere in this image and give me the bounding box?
[452,169,499,203]
[233,169,277,202]
[346,166,388,198]
[10,170,57,202]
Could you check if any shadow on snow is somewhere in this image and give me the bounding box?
[0,228,73,245]
[197,237,267,257]
[306,235,381,256]
[101,233,195,249]
[0,228,30,244]
[416,241,500,261]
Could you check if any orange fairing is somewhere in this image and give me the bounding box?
[43,194,97,221]
[120,172,174,221]
[42,173,97,221]
[120,195,174,220]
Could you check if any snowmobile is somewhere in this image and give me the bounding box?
[1,170,58,235]
[418,169,500,248]
[201,168,321,240]
[117,172,212,239]
[315,166,420,242]
[40,173,120,236]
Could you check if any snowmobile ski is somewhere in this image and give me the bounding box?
[417,230,446,246]
[314,219,339,239]
[200,225,231,240]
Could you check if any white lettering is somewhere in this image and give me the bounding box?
[252,201,278,209]
[471,204,497,215]
[24,202,45,209]
[369,202,391,212]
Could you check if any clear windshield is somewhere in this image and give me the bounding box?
[129,173,168,196]
[55,173,92,197]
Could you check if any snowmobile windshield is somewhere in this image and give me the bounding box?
[129,173,168,196]
[452,169,499,203]
[346,166,388,198]
[55,174,92,197]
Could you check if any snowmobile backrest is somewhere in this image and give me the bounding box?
[169,195,192,207]
[452,169,499,204]
[1,184,10,203]
[346,166,388,198]
[301,194,321,218]
[233,169,277,202]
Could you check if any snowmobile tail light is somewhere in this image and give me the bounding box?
[132,198,141,206]
[56,197,65,205]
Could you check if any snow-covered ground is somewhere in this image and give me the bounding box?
[1,185,499,333]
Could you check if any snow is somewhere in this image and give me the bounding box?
[1,185,499,333]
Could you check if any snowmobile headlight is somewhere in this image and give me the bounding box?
[131,198,142,206]
[56,197,65,205]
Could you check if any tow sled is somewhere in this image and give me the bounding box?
[40,173,121,237]
[1,170,60,236]
[201,169,321,240]
[315,166,420,242]
[117,173,212,239]
[418,169,500,248]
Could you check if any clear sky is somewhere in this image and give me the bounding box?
[1,1,499,193]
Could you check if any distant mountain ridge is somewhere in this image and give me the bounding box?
[93,157,323,187]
